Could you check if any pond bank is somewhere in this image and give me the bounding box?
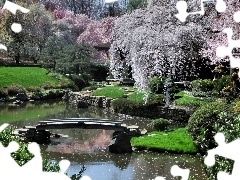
[0,89,66,103]
[64,91,194,122]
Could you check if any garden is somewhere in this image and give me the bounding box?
[0,0,240,179]
[76,69,240,179]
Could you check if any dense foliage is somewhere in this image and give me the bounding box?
[149,76,166,94]
[151,118,170,131]
[109,0,208,92]
[0,3,53,64]
[187,100,240,179]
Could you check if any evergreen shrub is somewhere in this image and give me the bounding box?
[191,79,214,93]
[152,118,170,131]
[213,75,232,92]
[149,76,166,94]
[187,100,240,179]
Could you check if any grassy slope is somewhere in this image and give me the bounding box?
[131,128,198,154]
[0,67,58,88]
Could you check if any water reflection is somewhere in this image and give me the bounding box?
[0,100,207,179]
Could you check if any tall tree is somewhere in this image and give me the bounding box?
[40,34,64,70]
[77,16,116,62]
[200,0,240,65]
[0,3,53,64]
[109,1,207,92]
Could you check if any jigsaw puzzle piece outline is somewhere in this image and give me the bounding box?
[204,132,240,179]
[175,0,226,22]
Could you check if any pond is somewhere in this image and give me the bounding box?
[0,100,207,179]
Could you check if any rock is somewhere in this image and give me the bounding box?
[13,100,23,105]
[16,93,29,101]
[8,97,17,102]
[108,132,133,153]
[77,100,88,108]
[31,95,41,100]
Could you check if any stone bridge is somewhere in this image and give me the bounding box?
[15,118,141,154]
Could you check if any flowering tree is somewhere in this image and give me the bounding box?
[53,9,91,38]
[109,2,206,92]
[77,16,116,62]
[200,0,240,64]
[0,3,53,64]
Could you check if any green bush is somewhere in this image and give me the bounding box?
[112,94,164,113]
[149,76,166,94]
[152,118,170,131]
[7,84,26,96]
[213,75,232,92]
[187,101,230,154]
[0,88,8,98]
[187,100,240,179]
[112,98,142,111]
[69,74,89,90]
[191,79,214,92]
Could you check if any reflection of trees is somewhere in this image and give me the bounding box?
[48,129,114,152]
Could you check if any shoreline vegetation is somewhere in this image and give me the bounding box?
[0,67,76,102]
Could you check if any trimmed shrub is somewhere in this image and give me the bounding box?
[149,76,166,94]
[152,118,170,131]
[187,100,240,179]
[7,84,26,96]
[112,94,164,115]
[69,74,89,90]
[191,79,214,93]
[112,98,142,112]
[187,101,230,154]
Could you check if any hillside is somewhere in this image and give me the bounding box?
[0,67,59,88]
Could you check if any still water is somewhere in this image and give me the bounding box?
[0,100,207,179]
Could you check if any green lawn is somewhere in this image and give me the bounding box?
[91,86,126,98]
[175,91,213,107]
[0,67,58,88]
[131,128,198,154]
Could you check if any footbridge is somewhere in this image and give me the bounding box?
[15,118,141,153]
[36,118,137,132]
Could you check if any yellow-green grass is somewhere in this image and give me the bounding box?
[0,67,58,88]
[131,128,198,154]
[175,95,213,107]
[0,102,65,123]
[91,86,126,98]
